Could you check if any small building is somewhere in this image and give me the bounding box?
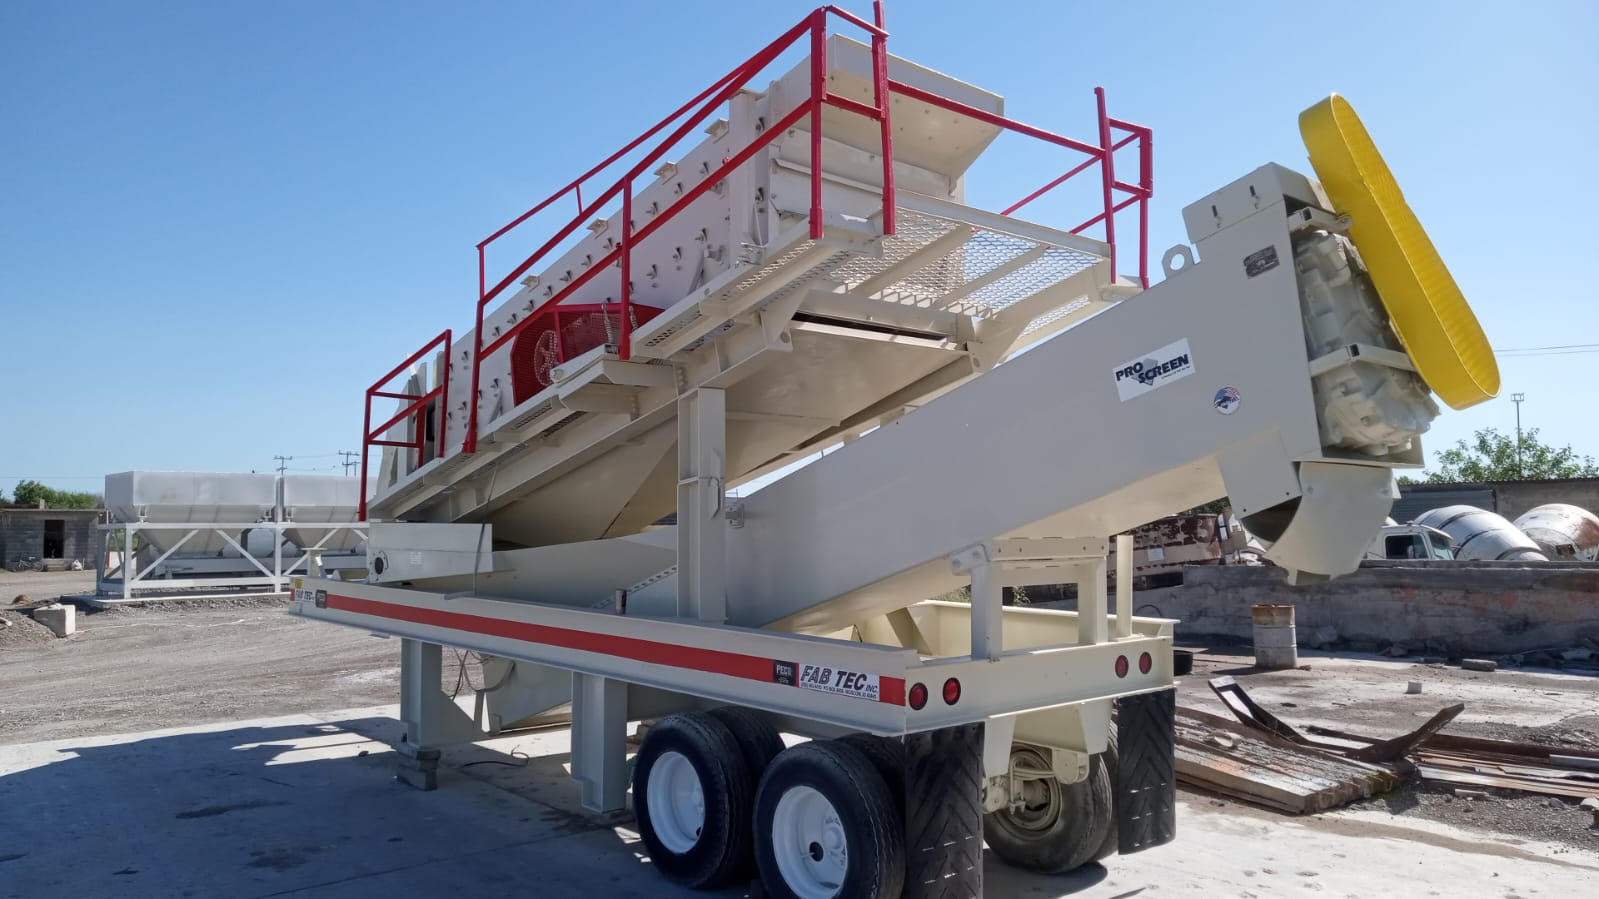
[0,506,103,568]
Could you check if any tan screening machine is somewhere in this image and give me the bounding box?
[295,7,1494,895]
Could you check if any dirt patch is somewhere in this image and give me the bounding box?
[0,610,54,647]
[0,569,95,605]
[1354,782,1599,851]
[0,601,403,745]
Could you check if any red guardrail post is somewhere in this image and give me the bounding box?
[1095,86,1117,283]
[620,177,633,359]
[1138,128,1152,287]
[438,329,451,460]
[872,1,894,235]
[809,9,826,240]
[359,394,372,521]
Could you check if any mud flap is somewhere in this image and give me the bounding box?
[904,723,983,899]
[1115,688,1176,853]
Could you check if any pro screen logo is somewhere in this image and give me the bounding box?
[1113,338,1195,402]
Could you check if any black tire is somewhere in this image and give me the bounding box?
[983,743,1112,874]
[1092,726,1120,861]
[837,732,906,812]
[754,742,905,899]
[709,706,786,780]
[631,712,753,889]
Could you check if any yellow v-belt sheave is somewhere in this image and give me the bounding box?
[1300,94,1499,410]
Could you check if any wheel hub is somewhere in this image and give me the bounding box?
[771,785,848,898]
[646,750,706,853]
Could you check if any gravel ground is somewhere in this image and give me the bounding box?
[0,609,55,647]
[1180,643,1599,851]
[1,568,97,606]
[0,568,492,746]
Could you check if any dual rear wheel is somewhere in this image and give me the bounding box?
[632,711,1112,896]
[632,712,902,898]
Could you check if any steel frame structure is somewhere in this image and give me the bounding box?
[98,520,367,600]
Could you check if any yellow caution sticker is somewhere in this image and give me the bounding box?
[1300,94,1498,409]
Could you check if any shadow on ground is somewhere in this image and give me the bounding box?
[0,713,715,899]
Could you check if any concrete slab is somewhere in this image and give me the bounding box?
[1,709,1594,898]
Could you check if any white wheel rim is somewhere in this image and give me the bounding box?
[646,750,705,854]
[771,785,848,898]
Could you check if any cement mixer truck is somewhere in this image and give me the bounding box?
[291,5,1498,896]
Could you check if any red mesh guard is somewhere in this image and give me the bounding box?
[509,307,664,406]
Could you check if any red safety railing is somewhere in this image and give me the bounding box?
[462,4,894,453]
[363,2,1152,472]
[359,329,450,520]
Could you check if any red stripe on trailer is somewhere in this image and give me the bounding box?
[326,594,907,705]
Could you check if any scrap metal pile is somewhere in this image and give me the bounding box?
[1172,677,1599,814]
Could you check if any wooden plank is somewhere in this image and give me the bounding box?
[1171,706,1399,813]
[1415,763,1599,799]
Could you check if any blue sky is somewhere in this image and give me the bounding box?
[3,0,1596,499]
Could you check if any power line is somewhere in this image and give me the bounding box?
[1496,342,1599,353]
[1496,342,1599,357]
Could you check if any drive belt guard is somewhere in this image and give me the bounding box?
[1300,94,1498,410]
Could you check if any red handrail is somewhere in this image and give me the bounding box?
[378,1,1153,466]
[462,5,893,452]
[360,329,451,520]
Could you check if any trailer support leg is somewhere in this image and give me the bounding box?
[123,525,133,601]
[905,723,984,898]
[949,543,1003,660]
[570,672,629,812]
[1077,554,1110,646]
[397,638,478,789]
[677,387,727,623]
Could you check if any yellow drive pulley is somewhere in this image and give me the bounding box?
[1300,94,1499,410]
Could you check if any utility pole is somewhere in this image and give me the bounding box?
[273,455,294,476]
[338,451,359,476]
[1511,392,1526,478]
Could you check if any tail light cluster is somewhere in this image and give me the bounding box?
[1114,651,1157,678]
[907,677,963,710]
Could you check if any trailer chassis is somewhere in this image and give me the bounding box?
[290,563,1177,880]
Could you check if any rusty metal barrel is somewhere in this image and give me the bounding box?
[1251,603,1298,669]
[1512,503,1599,561]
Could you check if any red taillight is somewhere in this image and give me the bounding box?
[1139,652,1153,675]
[908,682,929,710]
[942,677,961,705]
[1114,655,1129,678]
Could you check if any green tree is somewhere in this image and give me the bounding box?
[1422,427,1599,483]
[10,480,101,509]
